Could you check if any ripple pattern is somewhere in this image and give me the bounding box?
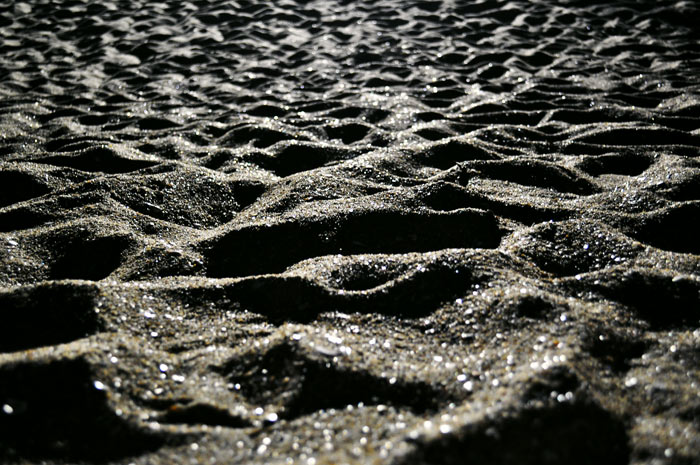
[1,0,699,463]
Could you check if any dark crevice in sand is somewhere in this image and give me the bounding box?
[576,152,654,177]
[0,170,51,208]
[218,124,309,149]
[202,208,501,278]
[401,399,630,465]
[0,207,52,233]
[154,262,476,323]
[0,358,172,462]
[258,141,367,177]
[419,181,572,225]
[216,340,448,419]
[565,269,700,330]
[156,402,252,429]
[413,138,499,169]
[0,282,102,353]
[583,329,650,373]
[34,146,159,174]
[574,127,700,147]
[49,235,130,281]
[467,159,600,195]
[627,202,700,255]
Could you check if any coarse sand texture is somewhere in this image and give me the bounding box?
[1,1,699,463]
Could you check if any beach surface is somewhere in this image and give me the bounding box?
[1,0,700,463]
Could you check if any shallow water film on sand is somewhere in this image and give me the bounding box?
[1,0,700,463]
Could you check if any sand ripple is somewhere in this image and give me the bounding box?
[1,0,699,463]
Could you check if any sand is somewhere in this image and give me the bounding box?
[1,0,699,463]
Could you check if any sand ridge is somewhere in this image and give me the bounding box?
[1,0,700,463]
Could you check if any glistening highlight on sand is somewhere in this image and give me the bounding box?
[1,0,699,463]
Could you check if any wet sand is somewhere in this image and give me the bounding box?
[1,0,699,463]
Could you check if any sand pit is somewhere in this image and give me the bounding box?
[1,0,699,463]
